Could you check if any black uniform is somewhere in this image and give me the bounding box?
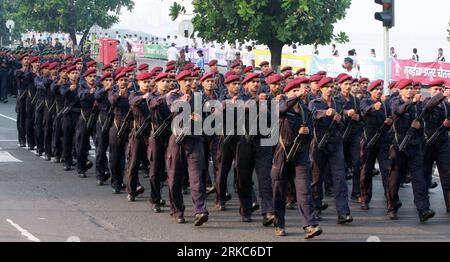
[94,85,112,182]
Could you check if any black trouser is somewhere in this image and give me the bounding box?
[126,130,147,196]
[35,107,45,154]
[62,112,79,167]
[148,134,169,204]
[203,135,218,188]
[215,136,238,205]
[43,106,54,157]
[109,124,127,190]
[75,117,91,174]
[343,133,361,196]
[423,138,450,210]
[235,138,273,217]
[25,96,35,148]
[387,144,430,214]
[0,71,7,100]
[95,120,110,181]
[166,135,207,218]
[359,141,390,204]
[272,145,317,229]
[52,111,63,159]
[16,96,27,145]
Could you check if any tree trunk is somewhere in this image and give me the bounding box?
[79,28,90,53]
[267,39,284,73]
[69,29,78,54]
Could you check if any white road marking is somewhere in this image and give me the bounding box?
[0,151,22,162]
[6,219,41,242]
[0,140,19,142]
[0,113,17,122]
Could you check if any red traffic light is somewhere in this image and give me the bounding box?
[374,0,395,28]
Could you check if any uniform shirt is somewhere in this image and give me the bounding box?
[94,85,112,119]
[108,88,130,127]
[148,90,172,132]
[360,96,392,144]
[334,93,363,136]
[423,93,449,143]
[166,89,201,137]
[308,97,345,144]
[129,90,151,130]
[78,82,96,117]
[278,96,313,150]
[60,81,81,113]
[390,96,424,145]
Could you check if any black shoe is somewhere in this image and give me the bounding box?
[194,213,209,226]
[63,165,72,171]
[176,216,186,224]
[3,99,8,103]
[351,192,360,201]
[404,176,411,184]
[45,155,51,161]
[387,211,398,220]
[206,186,216,195]
[152,204,161,213]
[53,158,61,163]
[419,209,435,222]
[112,188,121,194]
[429,182,438,189]
[224,193,232,202]
[136,186,145,196]
[446,207,450,213]
[78,173,87,178]
[19,143,26,148]
[337,214,353,224]
[320,202,329,211]
[325,188,333,197]
[286,202,296,210]
[315,209,323,221]
[121,183,126,189]
[361,203,370,210]
[127,194,135,202]
[371,168,380,177]
[242,216,252,223]
[251,202,260,212]
[182,187,189,195]
[345,174,353,181]
[85,161,93,171]
[28,146,35,151]
[96,180,104,186]
[395,201,403,209]
[275,227,286,236]
[216,203,226,211]
[262,213,275,227]
[304,225,323,239]
[160,199,166,206]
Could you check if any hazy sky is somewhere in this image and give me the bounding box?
[115,0,450,61]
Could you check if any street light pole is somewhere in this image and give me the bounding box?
[383,27,389,95]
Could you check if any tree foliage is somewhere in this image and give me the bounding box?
[170,0,351,69]
[3,0,134,47]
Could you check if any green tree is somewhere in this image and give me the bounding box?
[0,0,8,46]
[170,0,351,70]
[3,0,134,49]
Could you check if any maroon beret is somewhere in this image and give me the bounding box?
[100,72,112,82]
[266,74,282,85]
[231,60,241,69]
[110,58,118,63]
[296,77,310,85]
[122,67,133,74]
[243,66,253,74]
[396,79,414,90]
[295,68,306,75]
[428,79,445,87]
[317,71,327,76]
[154,72,169,82]
[224,75,241,85]
[259,61,269,67]
[66,66,78,74]
[200,72,215,82]
[48,62,59,70]
[30,56,40,63]
[208,59,218,67]
[115,71,128,81]
[264,69,275,78]
[73,58,82,65]
[138,63,149,71]
[58,65,68,73]
[176,70,192,81]
[126,61,137,67]
[351,78,359,84]
[64,55,73,61]
[40,62,50,69]
[318,77,334,88]
[86,60,97,68]
[359,77,369,84]
[182,63,195,71]
[165,65,176,72]
[283,71,293,79]
[136,72,153,81]
[283,79,301,93]
[166,60,176,67]
[310,74,322,82]
[115,67,124,76]
[152,66,163,73]
[388,81,398,89]
[224,71,236,79]
[338,74,352,84]
[102,64,112,71]
[368,80,384,91]
[281,66,292,72]
[241,73,260,85]
[19,54,30,61]
[83,68,97,77]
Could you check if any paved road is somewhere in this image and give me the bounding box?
[0,95,449,242]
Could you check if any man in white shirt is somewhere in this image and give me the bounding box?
[243,46,255,67]
[225,44,236,70]
[167,43,179,62]
[342,57,360,79]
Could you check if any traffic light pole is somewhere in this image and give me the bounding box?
[383,27,390,95]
